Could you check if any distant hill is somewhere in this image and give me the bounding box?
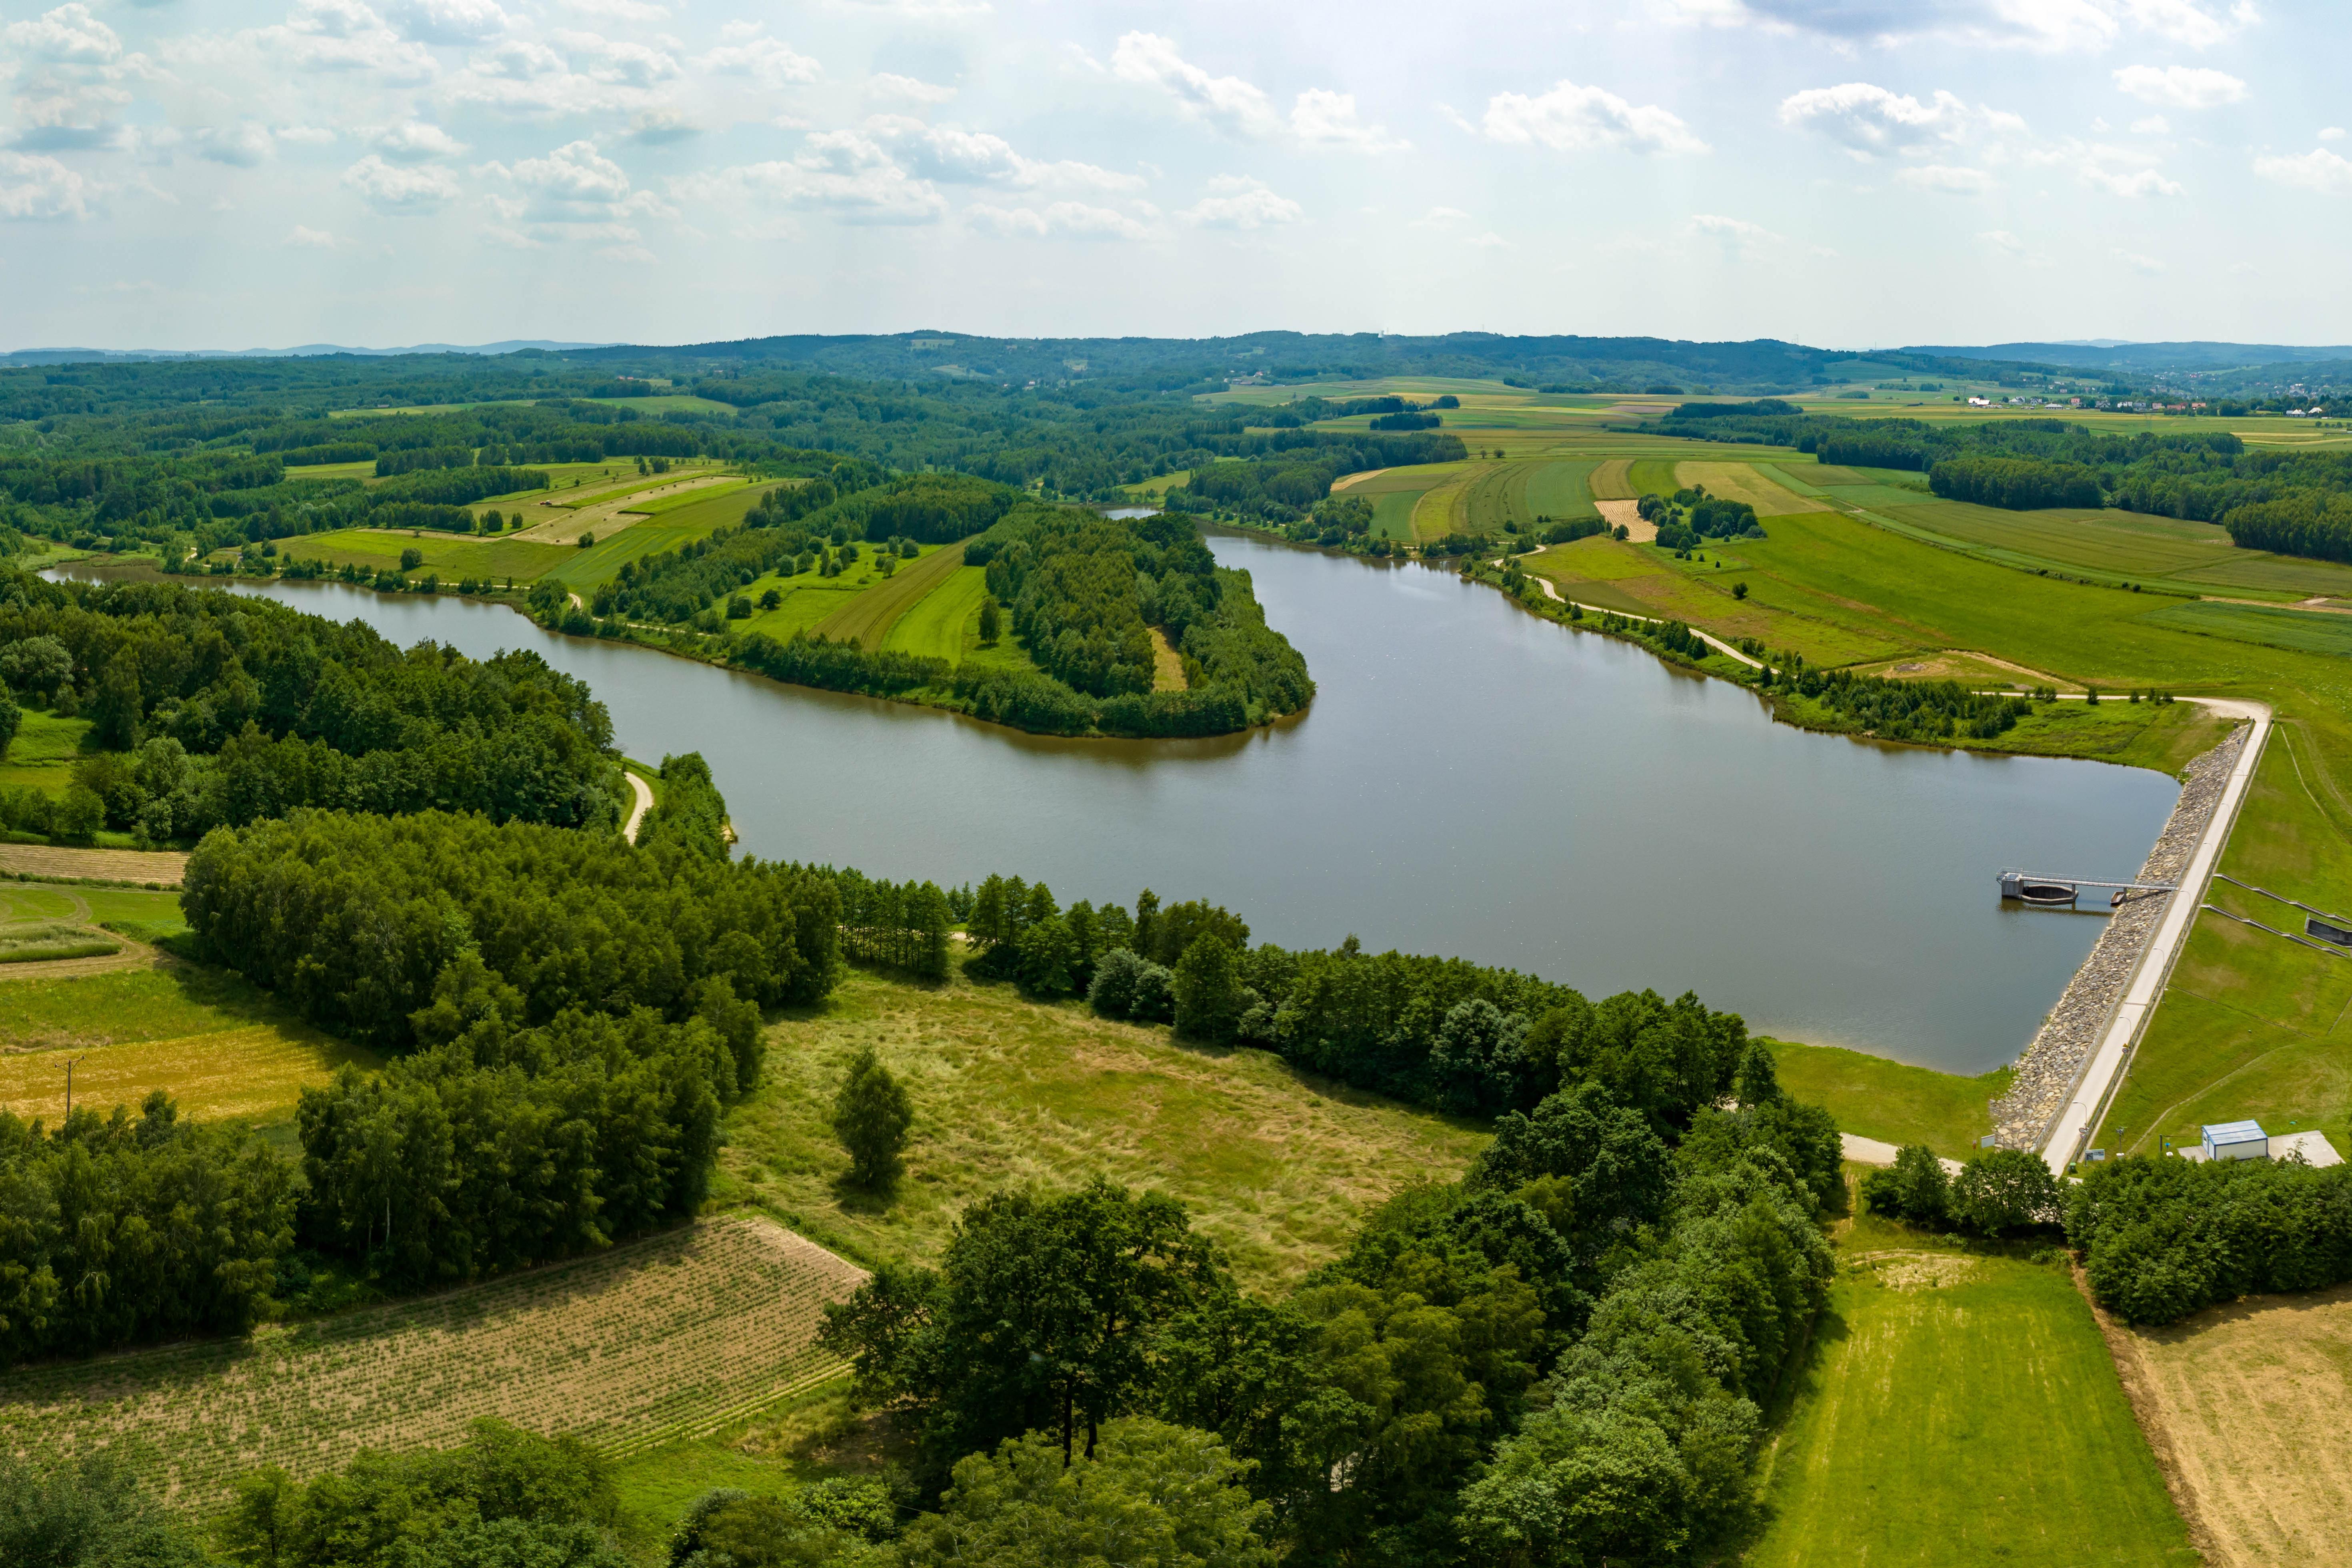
[1906,341,2352,373]
[0,340,613,366]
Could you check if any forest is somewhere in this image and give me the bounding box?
[0,568,622,841]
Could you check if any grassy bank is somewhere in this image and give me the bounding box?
[1766,1040,2005,1158]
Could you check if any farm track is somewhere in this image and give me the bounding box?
[0,1216,865,1510]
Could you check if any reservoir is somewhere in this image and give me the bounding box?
[66,535,2178,1073]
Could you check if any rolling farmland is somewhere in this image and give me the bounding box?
[882,561,990,662]
[811,540,968,646]
[1672,461,1820,516]
[0,1218,865,1510]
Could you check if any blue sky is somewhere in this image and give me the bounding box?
[1,0,2340,350]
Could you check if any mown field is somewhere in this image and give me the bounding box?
[1767,1040,2006,1158]
[1747,1190,2196,1567]
[811,540,967,646]
[882,561,990,661]
[718,967,1490,1289]
[0,1217,864,1512]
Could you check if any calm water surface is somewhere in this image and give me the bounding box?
[78,538,2177,1073]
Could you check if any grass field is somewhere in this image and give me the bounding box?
[0,1217,861,1512]
[716,967,1490,1290]
[2146,600,2352,657]
[1673,461,1818,516]
[882,564,990,663]
[1767,1040,2005,1157]
[725,544,948,643]
[542,484,779,594]
[1523,458,1598,520]
[810,540,968,647]
[1587,458,1635,500]
[1748,1193,2196,1566]
[0,710,92,798]
[2106,1280,2352,1566]
[1626,458,1680,497]
[287,529,573,584]
[0,964,369,1132]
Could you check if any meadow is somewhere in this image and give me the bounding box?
[1746,1189,2196,1567]
[716,967,1490,1290]
[881,560,990,661]
[810,539,967,646]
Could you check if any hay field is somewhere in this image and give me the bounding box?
[1749,1224,2194,1566]
[543,485,777,593]
[1625,458,1680,497]
[509,472,741,545]
[286,530,572,583]
[882,564,989,663]
[811,541,967,647]
[0,843,186,884]
[725,969,1488,1290]
[1673,461,1820,516]
[2108,1282,2352,1568]
[0,1218,864,1510]
[1587,458,1636,500]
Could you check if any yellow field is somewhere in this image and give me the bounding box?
[1588,458,1635,500]
[0,1218,864,1509]
[1674,461,1822,517]
[2107,1281,2352,1567]
[810,540,968,647]
[0,1023,371,1126]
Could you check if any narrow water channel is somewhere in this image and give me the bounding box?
[61,537,2177,1073]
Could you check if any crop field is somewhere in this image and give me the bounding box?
[1337,464,1456,540]
[730,544,947,643]
[0,843,185,883]
[882,563,989,663]
[2144,600,2352,657]
[287,530,572,583]
[1521,535,1910,666]
[1749,1211,2194,1566]
[811,540,967,646]
[2106,1281,2352,1567]
[1876,501,2250,585]
[1586,458,1635,500]
[721,969,1488,1290]
[0,1217,864,1510]
[1625,458,1680,496]
[1521,458,1598,519]
[1672,461,1820,516]
[541,485,778,594]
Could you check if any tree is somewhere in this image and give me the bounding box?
[1862,1144,1950,1227]
[0,684,18,760]
[54,784,105,843]
[1949,1148,2062,1236]
[898,1420,1272,1568]
[1734,1042,1781,1106]
[91,659,142,751]
[1173,933,1244,1044]
[832,1046,913,1188]
[400,548,424,571]
[0,1452,202,1568]
[0,635,72,704]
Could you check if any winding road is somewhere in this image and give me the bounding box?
[622,769,654,844]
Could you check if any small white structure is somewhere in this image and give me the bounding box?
[2202,1120,2269,1162]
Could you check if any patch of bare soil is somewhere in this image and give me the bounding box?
[0,844,185,885]
[1329,467,1389,492]
[2094,1274,2352,1568]
[1596,498,1653,542]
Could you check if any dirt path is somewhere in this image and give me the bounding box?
[0,844,186,885]
[509,473,740,546]
[622,770,654,844]
[0,937,166,984]
[1329,467,1390,493]
[1498,562,1762,668]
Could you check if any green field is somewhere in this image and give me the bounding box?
[1750,1210,2194,1566]
[287,529,572,583]
[722,544,950,643]
[540,484,784,593]
[1768,1040,2005,1158]
[2144,599,2352,656]
[718,968,1489,1290]
[811,540,967,646]
[1522,458,1598,520]
[0,710,94,798]
[881,562,990,662]
[1626,458,1680,497]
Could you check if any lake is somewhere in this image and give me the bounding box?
[63,538,2179,1073]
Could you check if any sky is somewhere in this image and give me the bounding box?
[2,0,2345,351]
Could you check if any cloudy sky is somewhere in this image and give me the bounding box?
[2,0,2341,351]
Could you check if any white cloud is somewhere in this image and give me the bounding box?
[1180,174,1302,229]
[866,116,1140,191]
[675,132,948,225]
[4,3,120,65]
[966,200,1149,240]
[1896,163,1994,194]
[373,122,468,162]
[341,152,459,212]
[286,223,346,246]
[1977,228,2024,252]
[0,149,93,219]
[694,31,820,88]
[194,122,276,166]
[1112,32,1280,138]
[504,139,632,208]
[1465,231,1508,248]
[468,38,564,78]
[260,0,440,82]
[2113,64,2246,108]
[2253,146,2352,194]
[628,109,697,144]
[2130,114,2171,134]
[2111,247,2166,273]
[2026,138,2183,195]
[1650,0,2254,53]
[832,0,990,15]
[1688,211,1778,258]
[2322,127,2348,142]
[1777,84,1975,156]
[1288,90,1407,152]
[1411,205,1470,229]
[1108,33,1399,152]
[558,31,681,87]
[382,0,507,44]
[1480,80,1708,156]
[869,73,955,104]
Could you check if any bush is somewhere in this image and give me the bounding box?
[1949,1147,2063,1235]
[1860,1144,1951,1227]
[833,1046,914,1188]
[2067,1152,2352,1324]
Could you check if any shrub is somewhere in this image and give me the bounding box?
[1949,1148,2063,1235]
[833,1046,914,1188]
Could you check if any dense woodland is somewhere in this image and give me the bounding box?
[0,569,621,842]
